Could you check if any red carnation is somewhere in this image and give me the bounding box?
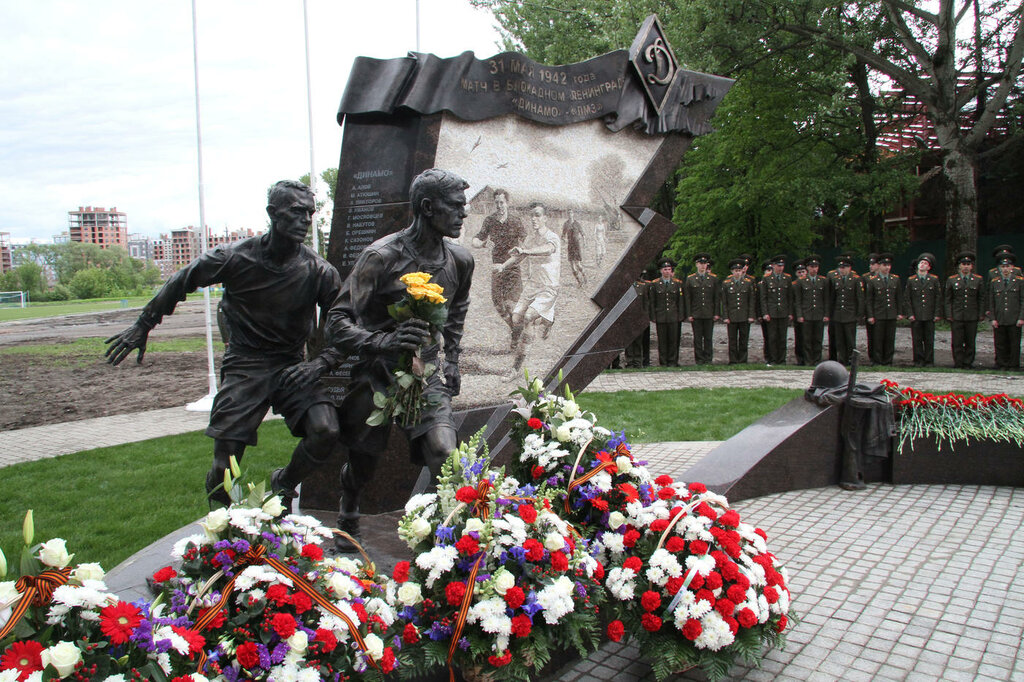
[640,590,662,612]
[291,591,312,614]
[657,487,676,500]
[593,561,605,579]
[687,482,707,493]
[1,640,44,680]
[754,527,768,541]
[727,584,747,603]
[776,615,789,632]
[455,486,478,503]
[152,566,177,583]
[518,504,538,523]
[665,576,684,595]
[267,584,289,605]
[488,650,513,667]
[446,581,467,606]
[725,615,739,635]
[456,535,480,555]
[763,586,779,604]
[523,539,545,561]
[606,619,625,642]
[527,417,543,429]
[696,588,716,604]
[236,641,260,669]
[719,509,741,528]
[315,628,339,652]
[381,647,397,674]
[688,572,705,590]
[696,502,718,520]
[655,475,674,486]
[689,540,709,555]
[737,607,757,628]
[352,602,368,623]
[720,559,741,582]
[271,612,297,638]
[550,550,569,572]
[623,529,641,548]
[682,618,703,640]
[705,571,723,590]
[172,625,206,655]
[622,557,642,572]
[532,465,546,479]
[665,536,686,553]
[641,612,663,632]
[198,607,226,629]
[402,623,420,644]
[100,600,143,644]
[300,543,324,561]
[715,597,735,617]
[649,519,669,532]
[393,560,411,583]
[511,613,533,637]
[504,585,526,609]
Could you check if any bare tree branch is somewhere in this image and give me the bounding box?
[884,0,939,24]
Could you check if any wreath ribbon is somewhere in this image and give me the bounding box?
[447,553,485,682]
[0,567,72,640]
[564,460,617,514]
[189,545,380,673]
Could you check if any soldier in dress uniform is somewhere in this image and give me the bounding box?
[864,253,880,363]
[624,270,652,368]
[684,252,721,364]
[722,257,756,363]
[791,259,807,365]
[758,259,771,362]
[865,252,903,365]
[759,254,792,365]
[828,254,863,365]
[793,255,829,366]
[987,244,1021,282]
[945,251,986,369]
[903,252,943,367]
[987,252,1024,370]
[647,258,685,366]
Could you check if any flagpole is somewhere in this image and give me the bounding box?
[186,0,218,412]
[302,0,320,255]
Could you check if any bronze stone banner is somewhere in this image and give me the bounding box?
[305,16,733,513]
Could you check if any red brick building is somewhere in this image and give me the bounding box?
[67,206,128,248]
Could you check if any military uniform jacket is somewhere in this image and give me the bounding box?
[828,272,863,322]
[684,272,720,318]
[988,265,1022,281]
[987,275,1024,325]
[944,274,985,321]
[903,274,942,320]
[758,273,792,317]
[647,278,685,323]
[865,274,903,320]
[721,275,756,321]
[793,276,829,321]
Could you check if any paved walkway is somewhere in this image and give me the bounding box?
[2,370,1022,680]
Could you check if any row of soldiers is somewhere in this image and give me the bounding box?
[629,245,1024,370]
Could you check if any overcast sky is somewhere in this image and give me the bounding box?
[1,1,504,243]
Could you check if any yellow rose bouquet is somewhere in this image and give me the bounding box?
[367,272,449,428]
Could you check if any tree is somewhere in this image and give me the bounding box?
[299,168,338,256]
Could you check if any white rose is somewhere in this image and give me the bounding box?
[70,563,105,584]
[327,573,359,600]
[287,630,309,654]
[607,511,627,530]
[397,581,423,605]
[615,456,633,475]
[555,425,571,442]
[561,401,580,418]
[262,495,286,518]
[464,518,485,534]
[363,633,384,660]
[544,532,564,551]
[492,569,515,596]
[41,641,82,677]
[199,507,230,538]
[38,539,73,569]
[410,518,432,540]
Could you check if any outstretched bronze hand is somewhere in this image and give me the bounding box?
[278,356,328,391]
[104,322,150,366]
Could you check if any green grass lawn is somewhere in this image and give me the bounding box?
[0,387,801,571]
[0,292,218,322]
[0,336,224,357]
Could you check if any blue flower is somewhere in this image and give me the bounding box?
[521,591,543,617]
[435,526,455,544]
[429,621,453,641]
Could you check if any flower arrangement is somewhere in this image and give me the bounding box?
[367,272,449,428]
[882,379,1024,453]
[504,377,795,681]
[151,479,399,681]
[0,511,184,681]
[394,430,605,681]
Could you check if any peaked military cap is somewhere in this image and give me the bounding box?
[805,254,821,267]
[956,251,976,264]
[877,252,894,264]
[693,252,712,264]
[836,254,854,267]
[993,244,1015,258]
[770,254,787,265]
[998,252,1017,265]
[658,258,676,269]
[794,259,807,272]
[728,257,746,270]
[914,252,936,268]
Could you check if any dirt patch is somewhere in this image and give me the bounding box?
[0,351,214,430]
